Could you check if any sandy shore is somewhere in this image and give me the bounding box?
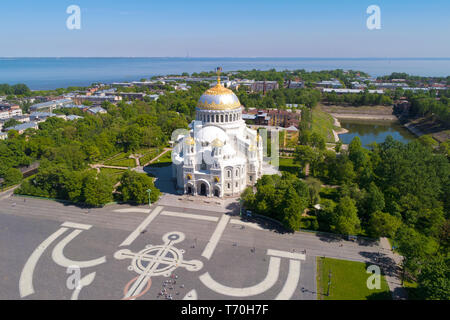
[330,113,398,121]
[331,116,348,142]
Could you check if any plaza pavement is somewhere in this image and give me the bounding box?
[0,189,401,300]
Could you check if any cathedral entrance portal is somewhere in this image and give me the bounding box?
[200,183,207,196]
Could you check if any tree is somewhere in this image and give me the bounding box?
[281,187,303,232]
[82,172,114,207]
[335,140,342,153]
[418,135,438,149]
[317,198,337,232]
[2,167,22,186]
[395,226,438,279]
[240,186,255,210]
[348,136,369,171]
[119,170,160,204]
[417,255,450,300]
[304,177,321,205]
[3,118,20,129]
[332,196,361,235]
[360,182,385,223]
[367,211,402,238]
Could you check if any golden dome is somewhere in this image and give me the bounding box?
[197,83,241,110]
[185,136,195,145]
[211,138,224,147]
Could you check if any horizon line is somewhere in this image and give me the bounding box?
[1,56,450,60]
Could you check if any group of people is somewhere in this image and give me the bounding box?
[157,272,184,300]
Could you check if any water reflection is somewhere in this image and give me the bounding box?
[338,120,416,148]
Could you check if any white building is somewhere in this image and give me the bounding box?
[172,77,264,198]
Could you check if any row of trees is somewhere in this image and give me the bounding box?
[0,83,31,96]
[323,91,393,106]
[237,87,321,110]
[15,161,160,207]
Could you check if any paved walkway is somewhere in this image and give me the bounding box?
[142,148,171,167]
[379,237,408,300]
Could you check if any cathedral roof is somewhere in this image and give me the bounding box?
[197,71,241,111]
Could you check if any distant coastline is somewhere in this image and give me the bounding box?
[1,57,450,90]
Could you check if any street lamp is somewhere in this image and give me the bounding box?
[327,269,332,297]
[146,189,152,207]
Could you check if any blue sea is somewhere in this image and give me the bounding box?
[1,57,450,90]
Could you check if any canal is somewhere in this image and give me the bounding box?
[338,119,416,148]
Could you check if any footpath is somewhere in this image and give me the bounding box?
[379,237,408,300]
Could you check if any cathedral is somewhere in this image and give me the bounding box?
[172,70,263,198]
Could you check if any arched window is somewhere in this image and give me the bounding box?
[221,115,224,122]
[225,114,228,122]
[235,169,239,177]
[216,114,219,122]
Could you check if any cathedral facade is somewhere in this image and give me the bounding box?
[172,75,263,198]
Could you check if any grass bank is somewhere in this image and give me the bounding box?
[311,106,339,143]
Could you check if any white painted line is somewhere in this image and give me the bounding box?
[61,221,92,230]
[199,256,281,297]
[52,229,107,268]
[19,227,68,298]
[70,272,96,300]
[114,208,151,213]
[230,219,264,230]
[161,211,219,222]
[201,214,230,260]
[119,206,163,247]
[275,260,301,300]
[183,289,198,300]
[267,249,306,261]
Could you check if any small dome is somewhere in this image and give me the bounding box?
[195,126,228,144]
[197,84,241,111]
[211,138,224,147]
[249,144,257,151]
[184,136,195,145]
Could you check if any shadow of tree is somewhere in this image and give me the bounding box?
[360,252,399,278]
[366,291,392,300]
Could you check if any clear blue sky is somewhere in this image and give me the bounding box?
[1,0,449,57]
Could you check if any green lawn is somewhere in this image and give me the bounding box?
[104,156,136,168]
[147,151,172,167]
[276,157,302,176]
[139,148,160,165]
[317,257,392,300]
